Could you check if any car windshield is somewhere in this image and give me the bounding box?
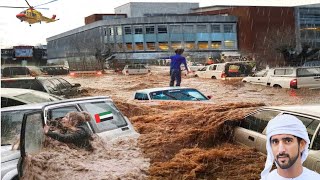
[1,110,31,145]
[15,92,58,103]
[150,89,208,101]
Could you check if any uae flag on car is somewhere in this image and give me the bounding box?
[94,111,113,123]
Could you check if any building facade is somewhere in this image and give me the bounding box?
[47,11,238,63]
[46,2,320,64]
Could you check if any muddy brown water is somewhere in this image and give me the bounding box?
[22,66,319,179]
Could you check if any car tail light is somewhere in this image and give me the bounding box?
[221,72,226,78]
[96,71,102,75]
[290,79,298,89]
[70,72,76,76]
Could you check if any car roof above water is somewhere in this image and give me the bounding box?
[1,96,111,112]
[136,87,195,93]
[262,104,320,118]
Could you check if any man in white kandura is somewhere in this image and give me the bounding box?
[261,114,319,180]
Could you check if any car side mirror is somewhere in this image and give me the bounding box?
[72,83,81,88]
[207,95,213,99]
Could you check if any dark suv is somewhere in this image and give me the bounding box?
[1,77,81,97]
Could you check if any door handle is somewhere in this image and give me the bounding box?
[248,136,255,141]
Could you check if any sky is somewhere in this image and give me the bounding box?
[0,0,319,49]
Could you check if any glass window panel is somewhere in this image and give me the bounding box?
[185,42,195,50]
[170,25,181,33]
[134,26,143,34]
[108,27,114,36]
[115,26,122,35]
[224,40,235,48]
[124,27,132,34]
[198,41,208,49]
[224,24,234,33]
[146,26,155,34]
[211,24,221,33]
[240,110,281,133]
[159,42,169,51]
[211,41,222,49]
[171,42,182,50]
[158,25,167,34]
[183,25,194,33]
[146,42,156,50]
[135,42,144,51]
[197,25,208,33]
[126,43,133,51]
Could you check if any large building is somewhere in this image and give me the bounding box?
[46,2,320,65]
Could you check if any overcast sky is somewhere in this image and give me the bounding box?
[0,0,319,48]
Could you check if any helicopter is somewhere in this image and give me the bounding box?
[0,0,59,26]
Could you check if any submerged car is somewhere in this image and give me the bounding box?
[133,87,210,101]
[229,104,320,173]
[1,88,63,108]
[1,96,138,180]
[1,77,81,98]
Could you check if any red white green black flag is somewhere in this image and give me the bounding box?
[94,111,113,123]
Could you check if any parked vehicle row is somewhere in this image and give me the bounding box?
[242,66,320,89]
[195,61,253,80]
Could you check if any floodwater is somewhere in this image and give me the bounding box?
[22,66,319,179]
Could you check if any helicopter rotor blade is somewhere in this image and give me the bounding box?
[24,0,32,8]
[0,6,29,8]
[0,6,49,10]
[34,0,58,8]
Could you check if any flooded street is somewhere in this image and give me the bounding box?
[24,66,319,179]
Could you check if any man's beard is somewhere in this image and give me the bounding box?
[275,151,299,169]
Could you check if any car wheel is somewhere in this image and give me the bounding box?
[211,76,216,79]
[273,84,282,88]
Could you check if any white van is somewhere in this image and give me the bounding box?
[195,61,252,80]
[122,64,150,75]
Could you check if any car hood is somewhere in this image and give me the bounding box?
[1,146,20,163]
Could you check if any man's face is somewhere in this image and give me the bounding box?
[270,134,305,169]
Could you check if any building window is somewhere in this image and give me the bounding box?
[158,25,167,34]
[170,25,181,33]
[134,26,143,34]
[117,43,123,50]
[146,42,156,50]
[171,42,182,50]
[108,27,114,36]
[115,26,122,35]
[159,42,169,50]
[211,24,221,33]
[135,42,144,51]
[183,25,194,33]
[126,43,133,51]
[211,41,221,49]
[223,24,234,33]
[146,26,155,34]
[124,27,132,35]
[198,41,208,49]
[185,42,195,50]
[197,25,208,33]
[224,40,235,48]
